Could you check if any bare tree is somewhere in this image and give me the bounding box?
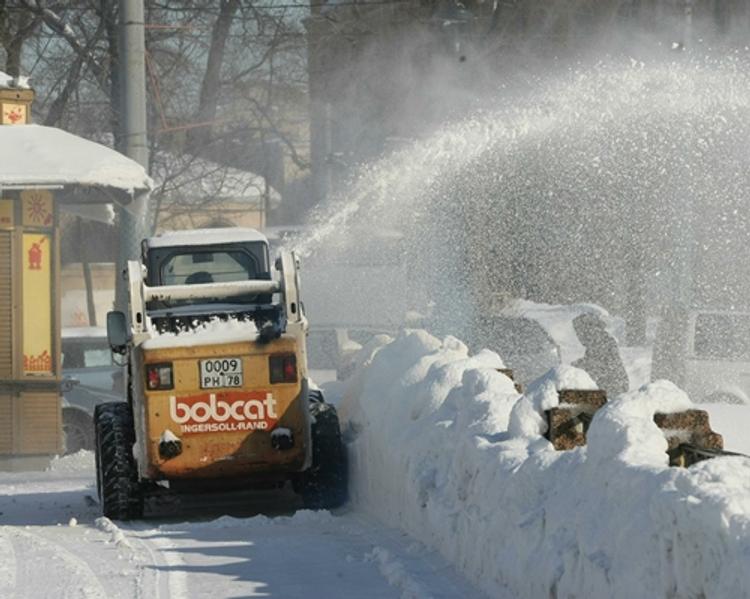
[1,1,310,229]
[185,0,240,152]
[0,1,40,76]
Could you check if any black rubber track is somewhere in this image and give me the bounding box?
[94,402,143,520]
[301,401,349,510]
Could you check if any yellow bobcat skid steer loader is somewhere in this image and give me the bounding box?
[96,228,347,519]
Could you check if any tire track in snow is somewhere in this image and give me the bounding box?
[3,526,109,599]
[0,530,17,598]
[365,546,435,599]
[142,509,484,599]
[124,525,188,599]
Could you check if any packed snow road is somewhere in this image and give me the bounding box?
[0,452,482,599]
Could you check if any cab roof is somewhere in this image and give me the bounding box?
[146,227,269,249]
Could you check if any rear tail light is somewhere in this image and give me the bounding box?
[146,363,173,390]
[270,354,297,384]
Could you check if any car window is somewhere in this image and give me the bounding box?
[61,345,84,369]
[694,313,750,360]
[84,348,113,367]
[62,341,113,369]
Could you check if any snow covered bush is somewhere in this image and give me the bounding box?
[340,330,750,599]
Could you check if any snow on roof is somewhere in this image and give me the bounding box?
[0,125,151,196]
[147,227,269,248]
[151,152,281,209]
[0,70,30,89]
[62,326,107,339]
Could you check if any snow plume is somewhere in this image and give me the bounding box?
[296,51,750,349]
[341,330,750,599]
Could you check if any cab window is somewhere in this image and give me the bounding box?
[161,250,259,286]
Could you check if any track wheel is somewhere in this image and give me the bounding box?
[94,402,143,520]
[300,400,348,510]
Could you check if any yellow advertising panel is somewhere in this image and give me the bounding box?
[21,189,54,228]
[2,102,26,125]
[0,199,13,228]
[22,233,53,375]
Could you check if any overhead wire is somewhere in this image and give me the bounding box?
[3,0,417,13]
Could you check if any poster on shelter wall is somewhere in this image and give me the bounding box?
[0,199,12,228]
[2,102,26,125]
[21,189,53,227]
[23,233,53,375]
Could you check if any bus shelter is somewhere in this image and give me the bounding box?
[0,78,151,469]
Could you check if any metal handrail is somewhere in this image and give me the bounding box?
[678,442,748,460]
[144,279,280,302]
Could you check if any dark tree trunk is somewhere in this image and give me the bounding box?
[100,0,121,150]
[43,56,84,126]
[186,0,240,153]
[0,5,39,77]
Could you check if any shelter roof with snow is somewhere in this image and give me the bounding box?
[0,70,30,90]
[151,153,280,210]
[0,125,152,204]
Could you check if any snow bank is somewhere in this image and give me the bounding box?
[342,329,750,599]
[48,450,95,473]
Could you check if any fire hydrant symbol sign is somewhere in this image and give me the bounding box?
[28,238,44,270]
[23,233,52,375]
[169,391,279,434]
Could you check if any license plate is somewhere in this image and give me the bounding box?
[200,357,243,389]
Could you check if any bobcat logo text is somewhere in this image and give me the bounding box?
[169,391,278,434]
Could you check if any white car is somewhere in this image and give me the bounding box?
[495,299,627,386]
[61,327,124,453]
[652,308,750,404]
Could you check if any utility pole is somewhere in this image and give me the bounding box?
[116,0,149,310]
[682,0,693,48]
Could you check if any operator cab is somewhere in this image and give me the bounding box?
[142,228,281,335]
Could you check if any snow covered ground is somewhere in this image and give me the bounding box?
[4,327,750,598]
[0,451,482,599]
